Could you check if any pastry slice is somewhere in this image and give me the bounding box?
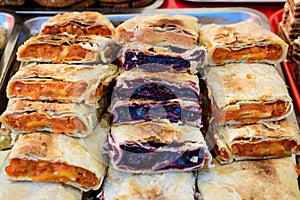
[4,118,110,192]
[7,63,119,107]
[208,116,300,164]
[115,14,200,49]
[17,34,119,64]
[112,70,200,101]
[204,63,293,125]
[200,21,288,65]
[108,120,212,172]
[108,99,202,127]
[0,99,99,137]
[40,11,115,37]
[121,43,206,73]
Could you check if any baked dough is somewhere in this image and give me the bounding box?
[108,120,212,172]
[197,157,300,199]
[17,34,120,64]
[209,115,300,164]
[204,63,293,125]
[4,116,110,192]
[7,63,119,107]
[121,42,207,73]
[115,14,200,49]
[112,70,200,101]
[200,21,288,65]
[0,99,99,137]
[103,167,197,200]
[40,11,115,37]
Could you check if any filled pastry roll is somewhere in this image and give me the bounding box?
[108,120,212,172]
[115,14,200,49]
[17,34,119,64]
[200,22,288,65]
[102,167,197,200]
[39,11,115,37]
[197,157,300,199]
[208,116,300,164]
[0,99,99,137]
[112,70,200,102]
[204,63,293,125]
[108,99,202,127]
[121,43,206,73]
[4,120,109,192]
[7,63,119,107]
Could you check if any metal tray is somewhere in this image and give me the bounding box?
[8,0,164,15]
[0,9,22,114]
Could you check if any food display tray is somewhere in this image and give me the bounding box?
[7,0,164,15]
[0,9,22,114]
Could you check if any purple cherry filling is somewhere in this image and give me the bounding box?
[112,100,201,126]
[113,142,207,171]
[123,51,191,71]
[112,79,199,101]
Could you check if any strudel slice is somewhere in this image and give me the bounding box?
[4,119,109,192]
[108,99,202,127]
[121,43,206,73]
[40,11,115,37]
[0,100,98,137]
[200,22,288,65]
[7,63,119,107]
[112,70,200,101]
[209,116,300,164]
[204,63,293,125]
[115,14,199,49]
[108,120,212,172]
[17,34,119,64]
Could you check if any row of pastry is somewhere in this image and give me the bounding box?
[0,11,120,198]
[0,11,298,199]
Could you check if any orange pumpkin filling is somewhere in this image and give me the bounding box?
[6,158,99,188]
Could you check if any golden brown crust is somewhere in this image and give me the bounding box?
[6,121,109,192]
[16,34,119,64]
[115,14,199,48]
[204,63,293,125]
[103,168,196,200]
[0,99,98,137]
[212,116,300,164]
[198,157,300,199]
[7,63,119,106]
[40,11,115,36]
[199,22,288,64]
[111,120,205,144]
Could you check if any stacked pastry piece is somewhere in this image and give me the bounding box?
[196,21,300,199]
[102,15,212,199]
[0,11,119,198]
